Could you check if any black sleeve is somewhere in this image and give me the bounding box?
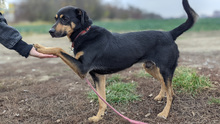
[11,39,33,58]
[0,12,32,58]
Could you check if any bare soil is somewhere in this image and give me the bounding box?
[0,31,220,124]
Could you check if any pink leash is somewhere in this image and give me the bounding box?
[85,78,148,124]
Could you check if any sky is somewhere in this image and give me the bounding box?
[3,0,220,18]
[102,0,220,18]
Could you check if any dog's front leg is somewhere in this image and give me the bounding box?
[34,44,86,79]
[89,73,107,122]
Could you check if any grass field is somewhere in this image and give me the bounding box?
[13,18,220,35]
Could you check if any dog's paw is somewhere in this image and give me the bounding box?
[88,116,102,123]
[34,44,45,50]
[33,44,43,49]
[157,111,168,119]
[33,44,47,53]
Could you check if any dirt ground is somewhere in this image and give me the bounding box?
[0,31,220,124]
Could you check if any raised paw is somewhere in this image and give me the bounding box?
[33,44,46,53]
[88,116,102,123]
[157,111,168,119]
[34,44,45,49]
[33,44,59,55]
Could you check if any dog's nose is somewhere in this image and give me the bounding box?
[49,28,55,34]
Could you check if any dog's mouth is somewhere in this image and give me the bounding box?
[51,33,67,38]
[49,28,67,38]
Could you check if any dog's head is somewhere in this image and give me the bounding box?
[49,6,92,38]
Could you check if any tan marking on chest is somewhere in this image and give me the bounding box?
[75,51,84,60]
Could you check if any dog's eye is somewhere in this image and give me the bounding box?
[62,16,69,21]
[54,17,58,21]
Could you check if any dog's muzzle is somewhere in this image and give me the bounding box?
[49,28,56,37]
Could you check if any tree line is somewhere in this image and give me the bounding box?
[15,0,162,22]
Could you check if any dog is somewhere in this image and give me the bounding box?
[34,0,198,122]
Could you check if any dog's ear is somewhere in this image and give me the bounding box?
[75,8,89,25]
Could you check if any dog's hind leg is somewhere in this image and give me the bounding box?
[88,72,107,122]
[143,61,174,119]
[157,79,173,119]
[143,61,166,101]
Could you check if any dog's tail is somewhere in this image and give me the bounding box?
[170,0,198,41]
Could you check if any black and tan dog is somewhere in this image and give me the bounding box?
[34,0,197,122]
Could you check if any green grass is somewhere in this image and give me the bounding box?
[209,98,220,105]
[12,18,220,34]
[14,24,52,35]
[135,67,212,96]
[88,74,140,104]
[94,18,220,32]
[173,67,212,96]
[106,74,122,83]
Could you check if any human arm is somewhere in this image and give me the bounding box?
[0,13,56,58]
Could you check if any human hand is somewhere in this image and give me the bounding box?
[29,47,58,58]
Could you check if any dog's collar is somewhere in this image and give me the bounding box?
[72,26,91,48]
